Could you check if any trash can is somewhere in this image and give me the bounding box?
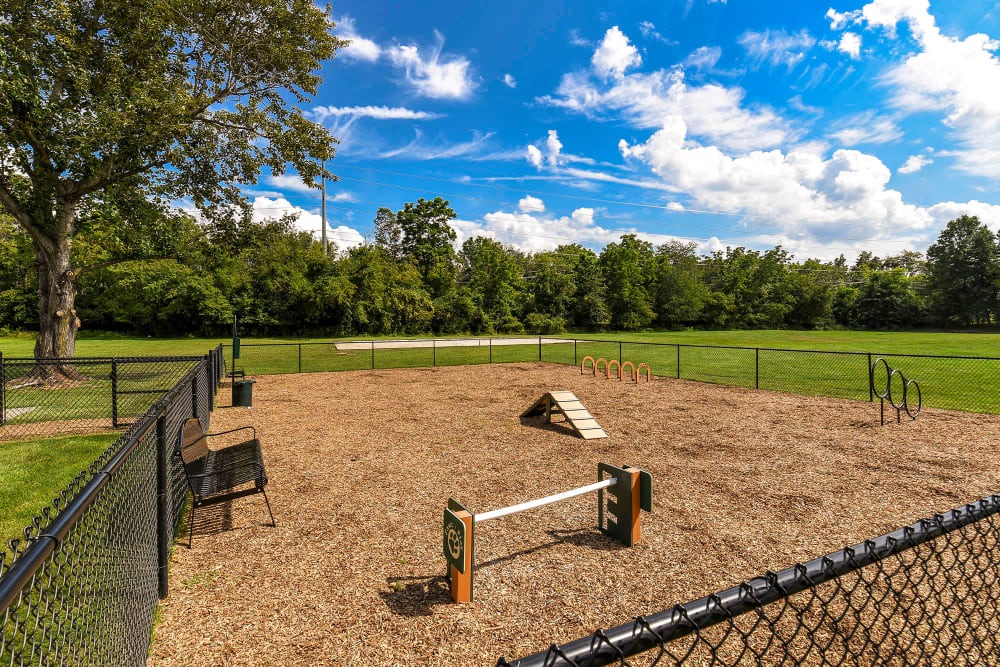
[232,379,255,408]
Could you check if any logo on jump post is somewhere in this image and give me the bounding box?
[443,508,467,573]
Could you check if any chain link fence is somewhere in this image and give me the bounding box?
[0,353,212,441]
[212,337,1000,414]
[498,492,1000,666]
[0,346,223,666]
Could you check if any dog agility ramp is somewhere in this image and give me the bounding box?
[522,391,608,440]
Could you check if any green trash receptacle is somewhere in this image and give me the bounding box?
[232,379,255,408]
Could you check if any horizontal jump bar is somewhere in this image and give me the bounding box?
[476,477,617,523]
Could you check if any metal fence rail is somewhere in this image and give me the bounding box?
[0,346,224,666]
[498,492,1000,666]
[211,336,1000,414]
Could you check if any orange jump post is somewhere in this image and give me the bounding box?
[444,499,474,603]
[595,358,608,377]
[636,363,651,383]
[608,359,621,380]
[581,356,597,375]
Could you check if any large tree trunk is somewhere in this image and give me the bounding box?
[31,227,82,380]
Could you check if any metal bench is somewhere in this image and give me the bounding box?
[177,418,275,546]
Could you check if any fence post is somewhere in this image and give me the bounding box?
[676,345,681,379]
[207,354,215,412]
[755,348,759,389]
[191,369,199,419]
[619,341,622,362]
[371,341,375,370]
[156,413,169,599]
[489,338,492,364]
[0,350,5,426]
[538,336,542,361]
[111,358,119,429]
[574,340,577,367]
[298,344,302,373]
[867,352,873,401]
[433,339,436,367]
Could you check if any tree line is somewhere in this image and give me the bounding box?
[1,199,996,337]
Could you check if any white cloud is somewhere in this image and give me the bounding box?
[591,26,642,80]
[637,20,677,45]
[309,105,443,121]
[503,73,516,88]
[376,129,500,161]
[738,29,816,69]
[684,46,722,72]
[826,8,862,30]
[789,95,824,115]
[336,16,381,62]
[453,205,712,254]
[249,198,363,250]
[518,195,545,212]
[838,31,862,58]
[615,113,1000,257]
[829,111,902,145]
[898,154,932,173]
[526,144,544,169]
[926,200,1000,229]
[264,174,318,194]
[540,66,797,151]
[387,32,477,100]
[545,130,563,166]
[569,29,593,47]
[850,0,1000,178]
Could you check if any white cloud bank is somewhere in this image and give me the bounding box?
[843,0,1000,178]
[337,16,381,62]
[309,105,443,121]
[591,26,642,79]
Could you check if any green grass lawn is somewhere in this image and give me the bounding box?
[3,329,1000,414]
[0,433,118,546]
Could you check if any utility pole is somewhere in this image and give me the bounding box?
[320,158,328,253]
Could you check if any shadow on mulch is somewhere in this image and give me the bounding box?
[185,497,272,545]
[381,529,624,617]
[518,416,578,437]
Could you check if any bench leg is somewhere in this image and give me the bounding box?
[261,488,276,527]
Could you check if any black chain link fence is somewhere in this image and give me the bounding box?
[0,353,211,441]
[0,346,224,666]
[213,337,1000,414]
[498,492,1000,666]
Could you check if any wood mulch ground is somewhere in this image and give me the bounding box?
[149,363,1000,666]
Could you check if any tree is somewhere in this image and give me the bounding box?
[652,241,705,328]
[851,269,924,329]
[600,235,655,330]
[393,198,458,298]
[0,0,342,368]
[459,236,524,332]
[564,246,609,330]
[925,216,999,326]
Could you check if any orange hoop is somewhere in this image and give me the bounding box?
[581,355,596,375]
[621,361,636,382]
[595,358,608,377]
[608,359,621,380]
[636,363,651,383]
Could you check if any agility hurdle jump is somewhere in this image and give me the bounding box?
[443,463,653,603]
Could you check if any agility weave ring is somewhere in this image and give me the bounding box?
[608,359,621,380]
[871,357,921,425]
[636,363,651,383]
[580,356,596,375]
[595,358,609,377]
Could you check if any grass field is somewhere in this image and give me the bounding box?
[3,329,1000,415]
[3,328,1000,358]
[0,433,118,544]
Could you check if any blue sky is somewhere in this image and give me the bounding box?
[245,0,1000,261]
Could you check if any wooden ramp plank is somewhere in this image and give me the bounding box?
[522,391,608,440]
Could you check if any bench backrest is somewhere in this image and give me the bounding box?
[179,418,209,464]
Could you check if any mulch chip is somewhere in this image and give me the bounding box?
[149,363,1000,666]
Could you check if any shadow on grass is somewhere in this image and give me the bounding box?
[381,528,624,617]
